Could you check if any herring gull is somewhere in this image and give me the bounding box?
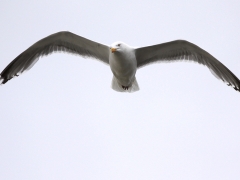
[0,31,239,93]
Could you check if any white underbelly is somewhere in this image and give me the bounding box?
[109,54,137,86]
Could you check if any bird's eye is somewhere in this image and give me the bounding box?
[117,44,121,47]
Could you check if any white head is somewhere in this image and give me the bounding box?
[110,41,131,54]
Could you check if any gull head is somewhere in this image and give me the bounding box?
[110,41,130,53]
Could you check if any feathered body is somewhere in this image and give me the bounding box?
[109,42,139,92]
[0,31,239,93]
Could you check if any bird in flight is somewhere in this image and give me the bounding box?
[0,31,239,92]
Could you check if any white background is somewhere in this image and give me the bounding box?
[1,1,240,179]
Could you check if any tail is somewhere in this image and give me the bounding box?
[111,76,139,93]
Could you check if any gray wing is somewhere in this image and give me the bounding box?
[135,40,240,92]
[0,31,109,84]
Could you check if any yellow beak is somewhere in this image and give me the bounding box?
[110,47,117,53]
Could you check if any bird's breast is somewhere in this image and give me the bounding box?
[109,52,137,85]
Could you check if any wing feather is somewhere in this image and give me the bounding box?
[0,31,109,84]
[135,40,240,92]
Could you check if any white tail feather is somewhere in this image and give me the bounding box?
[111,76,139,93]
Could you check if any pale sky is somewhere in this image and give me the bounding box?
[1,0,240,179]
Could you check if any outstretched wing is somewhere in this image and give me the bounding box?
[0,31,109,84]
[135,40,240,92]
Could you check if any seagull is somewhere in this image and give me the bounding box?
[0,31,239,92]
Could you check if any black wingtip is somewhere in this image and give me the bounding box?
[0,76,3,85]
[233,86,240,92]
[0,75,11,85]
